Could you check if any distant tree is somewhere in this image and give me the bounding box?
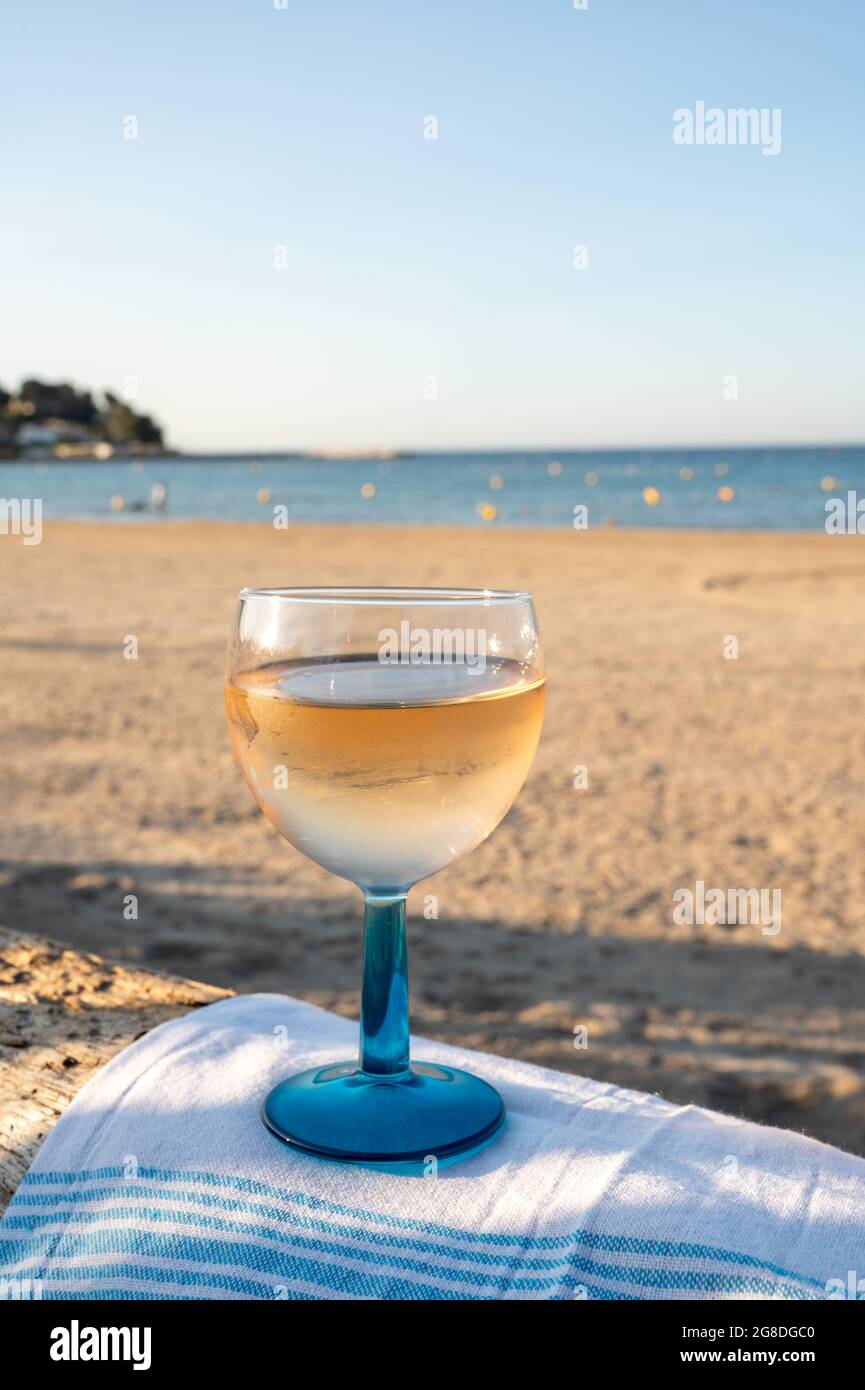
[19,379,99,426]
[101,394,163,447]
[0,384,18,441]
[132,413,163,446]
[102,398,139,444]
[0,384,12,446]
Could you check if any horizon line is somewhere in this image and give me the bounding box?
[172,440,865,457]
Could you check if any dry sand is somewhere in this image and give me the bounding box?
[2,521,865,1153]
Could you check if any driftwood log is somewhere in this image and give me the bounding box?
[0,926,229,1214]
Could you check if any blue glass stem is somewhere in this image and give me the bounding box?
[359,892,410,1076]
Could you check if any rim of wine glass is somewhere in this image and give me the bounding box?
[238,586,533,605]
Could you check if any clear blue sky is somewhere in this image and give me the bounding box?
[2,0,862,451]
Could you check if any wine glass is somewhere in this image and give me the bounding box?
[225,587,545,1164]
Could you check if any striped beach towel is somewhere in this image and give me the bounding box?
[2,993,863,1300]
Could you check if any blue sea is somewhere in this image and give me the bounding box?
[2,446,862,530]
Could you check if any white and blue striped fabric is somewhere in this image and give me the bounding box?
[2,993,864,1300]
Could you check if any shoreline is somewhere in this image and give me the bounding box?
[23,516,865,538]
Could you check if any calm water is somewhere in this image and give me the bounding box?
[2,447,862,530]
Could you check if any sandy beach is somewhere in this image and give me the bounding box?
[2,521,864,1155]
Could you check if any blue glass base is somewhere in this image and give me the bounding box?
[262,1061,506,1165]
